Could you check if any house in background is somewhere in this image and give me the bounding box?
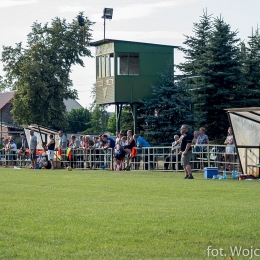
[0,91,23,143]
[0,91,83,143]
[64,99,83,112]
[0,91,15,123]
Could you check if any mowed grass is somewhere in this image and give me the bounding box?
[0,169,259,260]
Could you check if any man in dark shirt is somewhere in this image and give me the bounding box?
[179,124,194,179]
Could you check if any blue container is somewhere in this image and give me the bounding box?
[204,167,218,179]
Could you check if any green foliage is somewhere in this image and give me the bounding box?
[107,106,136,134]
[107,113,116,134]
[16,141,22,149]
[140,67,197,145]
[1,13,94,129]
[177,9,212,76]
[1,169,260,259]
[240,28,260,106]
[82,105,109,134]
[0,76,6,92]
[178,13,245,140]
[200,17,243,139]
[64,107,91,133]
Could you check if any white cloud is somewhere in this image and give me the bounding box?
[0,0,37,8]
[90,0,198,21]
[58,0,198,21]
[58,4,92,13]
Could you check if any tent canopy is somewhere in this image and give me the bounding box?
[226,107,260,176]
[24,125,59,149]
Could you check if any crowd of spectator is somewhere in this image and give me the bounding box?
[52,129,152,170]
[162,126,235,174]
[0,126,235,171]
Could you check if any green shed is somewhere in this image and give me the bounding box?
[90,39,178,132]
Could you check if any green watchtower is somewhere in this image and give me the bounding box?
[90,39,178,133]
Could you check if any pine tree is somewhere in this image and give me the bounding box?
[178,13,244,140]
[177,9,212,76]
[240,28,260,106]
[139,67,197,146]
[201,16,243,139]
[176,10,212,131]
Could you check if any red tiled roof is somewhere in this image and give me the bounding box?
[0,91,15,110]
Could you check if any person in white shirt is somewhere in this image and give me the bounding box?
[164,135,181,170]
[224,127,235,171]
[79,135,84,148]
[7,139,17,164]
[115,131,120,143]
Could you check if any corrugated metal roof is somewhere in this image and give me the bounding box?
[0,121,23,129]
[225,107,260,124]
[25,125,58,135]
[0,91,15,110]
[90,39,179,48]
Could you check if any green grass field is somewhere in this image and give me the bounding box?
[0,168,259,260]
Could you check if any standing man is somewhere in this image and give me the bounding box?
[58,130,67,150]
[57,130,67,168]
[179,125,194,179]
[29,129,37,169]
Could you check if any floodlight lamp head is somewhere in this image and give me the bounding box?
[102,8,113,19]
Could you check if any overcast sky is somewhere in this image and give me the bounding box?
[1,0,260,111]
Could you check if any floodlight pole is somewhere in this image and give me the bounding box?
[103,15,106,41]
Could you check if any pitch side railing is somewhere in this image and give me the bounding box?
[0,144,241,173]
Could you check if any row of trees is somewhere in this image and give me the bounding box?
[179,11,260,139]
[65,105,136,134]
[0,13,134,135]
[139,11,260,144]
[65,106,110,134]
[1,13,93,129]
[1,11,260,144]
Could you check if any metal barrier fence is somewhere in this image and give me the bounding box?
[0,144,241,173]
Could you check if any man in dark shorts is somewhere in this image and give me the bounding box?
[179,124,194,179]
